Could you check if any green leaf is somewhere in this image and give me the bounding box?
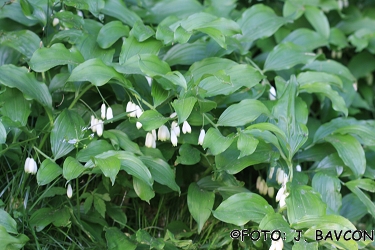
[0,225,29,250]
[348,51,375,79]
[346,179,375,193]
[282,28,327,51]
[259,213,294,242]
[303,60,356,82]
[93,195,106,218]
[299,82,348,116]
[37,159,62,186]
[0,65,52,109]
[50,109,85,160]
[187,183,215,234]
[340,193,368,221]
[77,140,114,162]
[0,30,40,59]
[264,42,317,72]
[94,156,121,186]
[133,177,155,203]
[312,173,341,214]
[171,97,197,124]
[140,156,180,193]
[63,0,105,17]
[237,132,259,158]
[119,36,162,64]
[106,227,136,250]
[29,43,84,72]
[213,192,274,226]
[286,184,326,225]
[202,128,234,155]
[55,11,84,29]
[63,157,86,181]
[0,209,17,234]
[325,134,366,178]
[68,58,129,87]
[238,4,291,42]
[107,205,127,228]
[304,6,330,39]
[0,88,30,126]
[175,144,201,165]
[163,41,208,66]
[103,130,142,154]
[346,180,375,218]
[313,117,356,143]
[217,99,270,127]
[29,208,56,232]
[129,20,155,42]
[335,124,375,146]
[297,71,343,89]
[101,0,141,26]
[97,21,129,49]
[0,121,7,144]
[138,110,169,131]
[83,194,93,214]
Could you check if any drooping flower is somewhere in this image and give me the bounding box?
[296,165,301,172]
[135,105,143,118]
[126,101,137,117]
[96,120,104,137]
[182,121,191,134]
[101,103,106,119]
[52,18,59,26]
[171,121,180,137]
[145,132,154,148]
[170,129,178,147]
[269,238,284,250]
[136,121,143,129]
[158,125,170,141]
[269,86,276,100]
[90,115,96,132]
[106,107,113,120]
[198,129,205,145]
[169,112,177,118]
[24,157,38,175]
[67,183,73,198]
[268,187,275,198]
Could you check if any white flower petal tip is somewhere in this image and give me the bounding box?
[182,121,191,134]
[67,184,73,198]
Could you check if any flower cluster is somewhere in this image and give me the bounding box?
[275,168,289,209]
[256,176,274,198]
[126,101,143,129]
[24,157,38,174]
[89,104,113,137]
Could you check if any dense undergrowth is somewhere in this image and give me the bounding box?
[0,0,375,249]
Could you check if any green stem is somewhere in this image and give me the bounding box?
[69,84,93,110]
[33,146,53,161]
[203,113,218,129]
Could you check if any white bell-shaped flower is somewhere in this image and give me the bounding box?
[182,121,191,134]
[171,121,180,137]
[145,132,154,148]
[96,120,104,137]
[24,157,31,174]
[52,18,59,26]
[136,121,143,129]
[106,107,113,120]
[296,165,301,172]
[67,183,73,198]
[269,86,276,100]
[151,129,157,141]
[135,105,143,118]
[90,115,96,132]
[198,129,205,145]
[25,157,38,174]
[170,129,178,146]
[268,187,275,198]
[169,112,177,118]
[158,125,170,141]
[269,238,284,250]
[101,103,106,119]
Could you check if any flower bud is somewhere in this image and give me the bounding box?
[269,86,276,100]
[67,183,73,198]
[96,120,104,137]
[145,133,154,148]
[256,176,262,190]
[158,125,170,141]
[296,165,301,172]
[170,129,178,146]
[170,112,177,118]
[24,158,31,174]
[182,121,191,134]
[269,167,275,179]
[101,103,106,119]
[268,187,275,198]
[136,121,143,129]
[198,129,205,145]
[90,115,96,132]
[52,18,59,27]
[106,107,113,120]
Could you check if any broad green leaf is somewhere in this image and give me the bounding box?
[93,195,106,218]
[297,71,343,89]
[237,132,259,158]
[97,21,129,49]
[106,205,127,228]
[175,144,201,165]
[55,11,83,29]
[259,213,294,242]
[29,208,56,232]
[106,227,136,250]
[138,54,171,76]
[0,65,52,109]
[0,88,30,126]
[119,36,162,64]
[329,28,348,49]
[85,151,153,187]
[163,41,208,66]
[68,58,129,87]
[103,130,142,154]
[63,0,105,17]
[77,140,114,162]
[304,6,330,39]
[63,157,86,181]
[95,157,120,186]
[0,225,29,250]
[346,180,375,218]
[187,183,215,234]
[29,43,84,72]
[348,51,375,79]
[133,177,155,203]
[325,134,366,178]
[346,179,375,193]
[313,117,356,143]
[217,99,270,127]
[316,153,346,176]
[189,57,236,81]
[312,173,341,214]
[335,124,375,146]
[140,156,180,192]
[0,209,17,234]
[264,42,317,72]
[202,128,234,155]
[340,193,368,221]
[50,109,85,160]
[136,230,164,249]
[129,20,155,42]
[286,184,326,225]
[0,30,40,59]
[303,60,356,82]
[282,28,327,51]
[101,0,141,26]
[138,110,169,131]
[238,4,291,42]
[0,121,6,144]
[292,241,318,250]
[213,192,273,226]
[162,71,187,90]
[171,97,197,124]
[0,0,39,26]
[151,81,169,107]
[37,159,62,186]
[299,82,348,116]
